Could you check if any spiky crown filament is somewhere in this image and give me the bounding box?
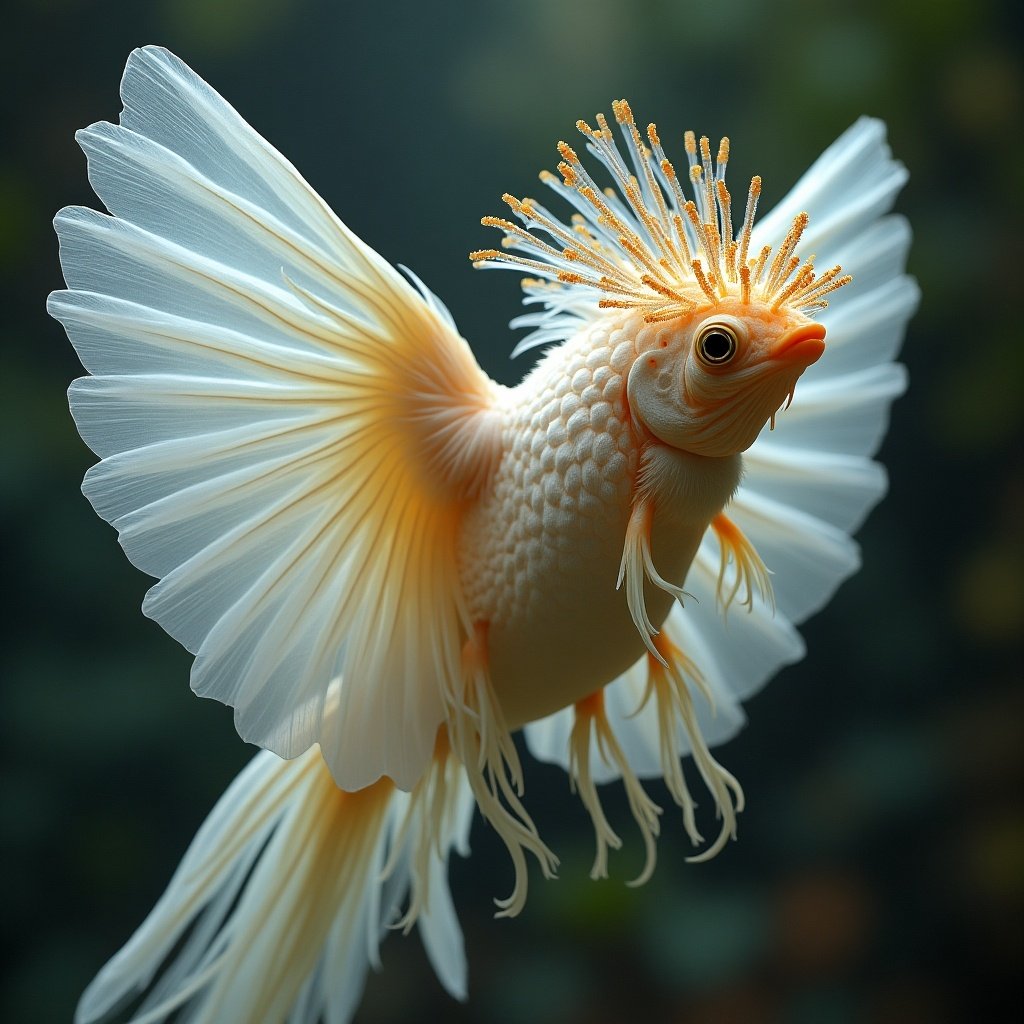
[471,100,851,324]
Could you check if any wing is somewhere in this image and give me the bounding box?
[49,46,503,791]
[527,117,918,778]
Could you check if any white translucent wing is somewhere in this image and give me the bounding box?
[76,750,290,1023]
[50,46,500,791]
[77,746,463,1024]
[527,117,916,777]
[738,118,918,623]
[752,117,909,258]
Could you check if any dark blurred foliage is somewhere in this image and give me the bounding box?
[2,0,1021,1021]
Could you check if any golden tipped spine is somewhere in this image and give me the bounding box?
[472,102,850,325]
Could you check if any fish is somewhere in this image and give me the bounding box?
[49,45,917,1024]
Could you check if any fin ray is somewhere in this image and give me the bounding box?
[52,46,501,789]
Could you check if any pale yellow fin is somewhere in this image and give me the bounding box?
[446,623,559,916]
[56,38,507,793]
[569,690,662,885]
[237,268,506,793]
[710,513,775,615]
[633,634,745,861]
[617,493,691,666]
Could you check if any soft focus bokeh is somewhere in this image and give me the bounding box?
[3,0,1021,1021]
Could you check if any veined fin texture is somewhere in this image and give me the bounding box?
[75,742,473,1024]
[49,46,504,791]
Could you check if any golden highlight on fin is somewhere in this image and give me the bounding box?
[635,635,746,862]
[569,690,662,885]
[446,622,559,917]
[711,513,775,615]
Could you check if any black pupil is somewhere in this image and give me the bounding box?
[702,331,733,361]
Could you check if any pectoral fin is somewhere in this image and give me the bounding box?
[50,46,504,792]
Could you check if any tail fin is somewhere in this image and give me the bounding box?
[49,46,504,791]
[77,738,472,1024]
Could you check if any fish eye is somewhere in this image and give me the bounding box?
[695,322,739,366]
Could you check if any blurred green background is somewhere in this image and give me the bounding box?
[2,0,1021,1021]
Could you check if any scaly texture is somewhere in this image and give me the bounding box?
[460,315,643,724]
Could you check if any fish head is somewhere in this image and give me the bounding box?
[626,297,826,458]
[474,108,852,459]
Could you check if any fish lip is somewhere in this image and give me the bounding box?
[772,323,826,365]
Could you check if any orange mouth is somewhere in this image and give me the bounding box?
[772,323,826,365]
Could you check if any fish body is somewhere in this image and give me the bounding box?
[461,311,736,727]
[50,46,918,1024]
[462,315,643,725]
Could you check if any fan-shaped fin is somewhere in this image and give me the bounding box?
[49,46,503,790]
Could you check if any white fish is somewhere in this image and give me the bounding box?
[49,46,917,1023]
